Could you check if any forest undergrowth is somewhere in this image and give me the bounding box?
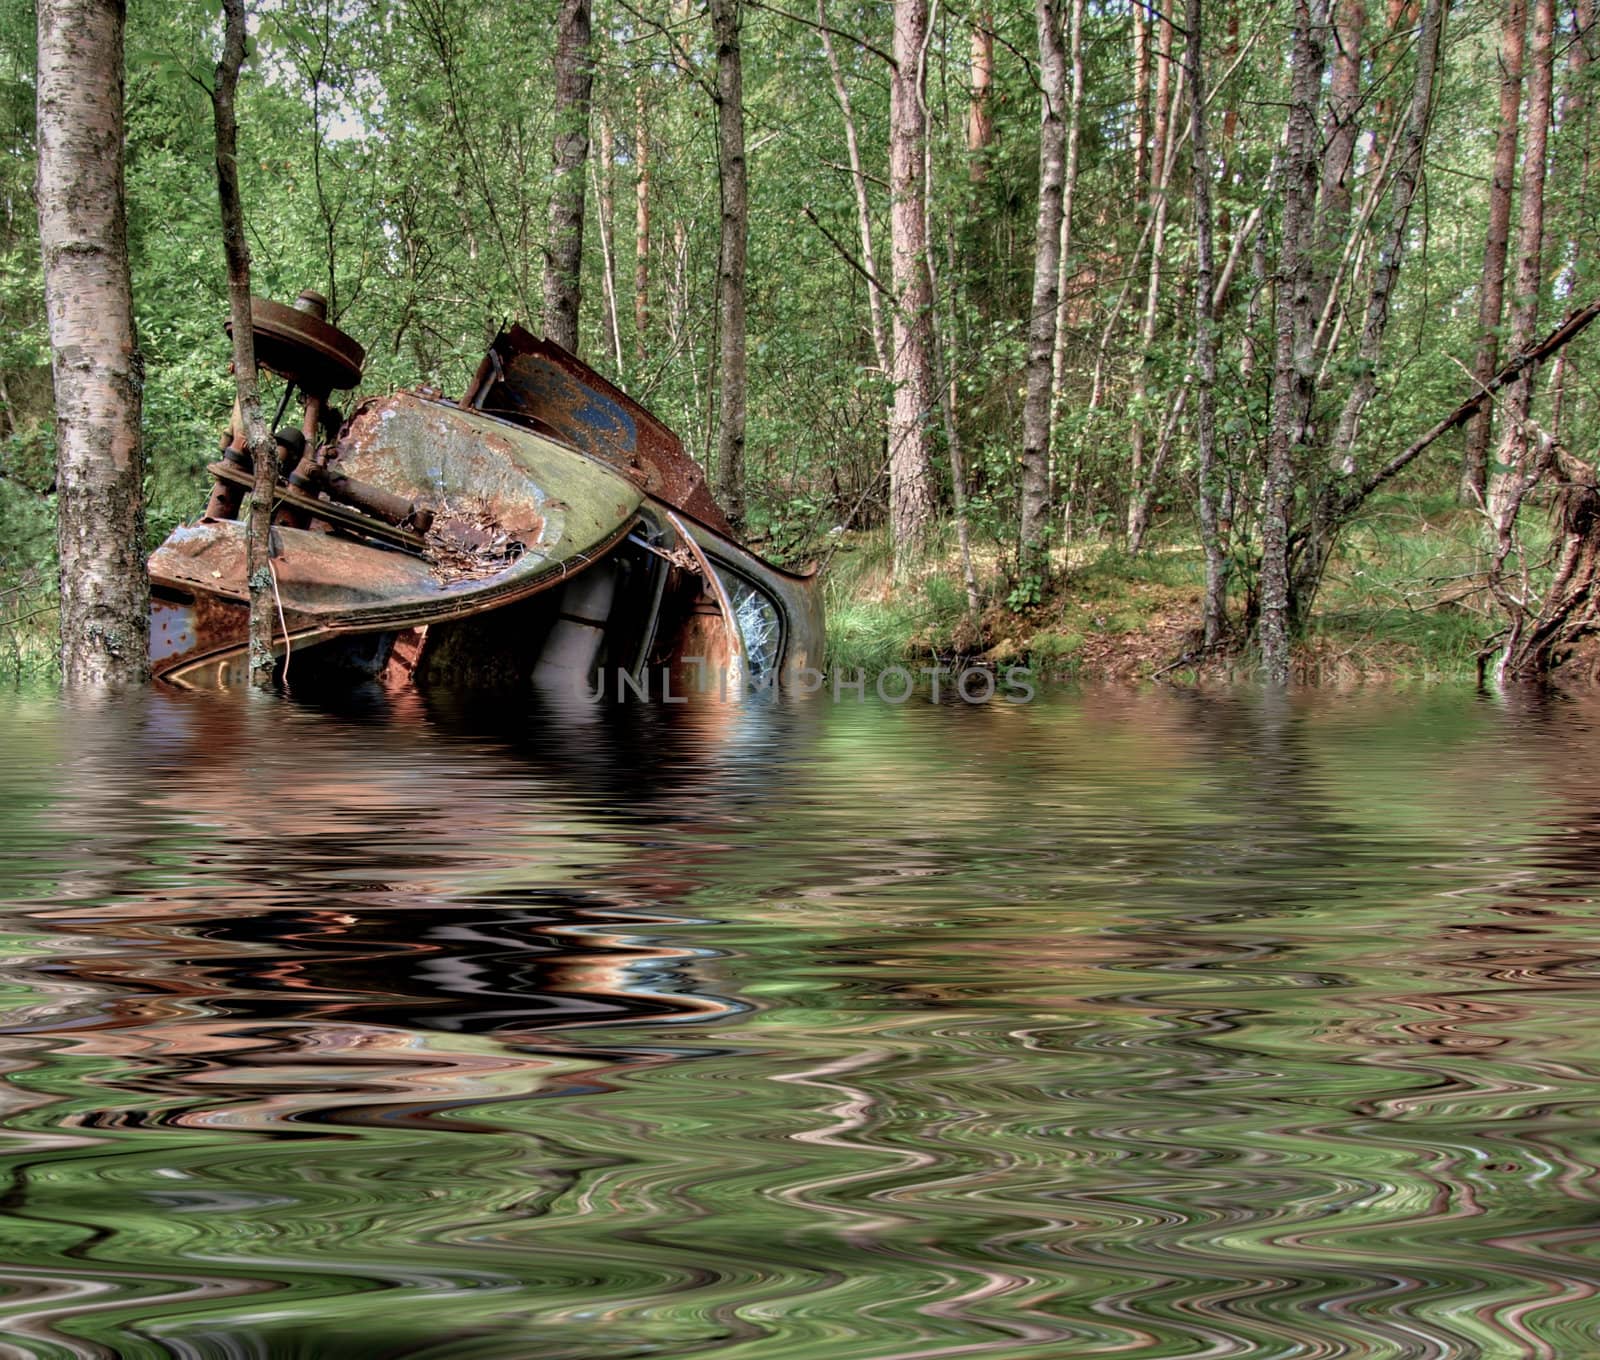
[822,489,1540,686]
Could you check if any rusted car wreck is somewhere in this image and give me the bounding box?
[147,294,823,697]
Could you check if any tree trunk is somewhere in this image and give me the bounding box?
[1325,0,1444,469]
[1218,9,1240,244]
[1019,0,1068,577]
[1127,27,1185,552]
[1371,0,1416,166]
[1461,0,1526,505]
[1260,0,1330,686]
[1187,0,1227,648]
[212,0,276,690]
[967,9,994,183]
[1048,0,1084,520]
[634,91,651,358]
[596,110,623,375]
[709,0,748,526]
[1487,0,1554,535]
[1548,0,1592,437]
[543,0,593,353]
[1131,5,1177,511]
[1311,0,1366,324]
[929,132,980,613]
[667,217,688,346]
[37,0,147,687]
[1485,0,1557,685]
[1293,0,1445,610]
[888,0,938,570]
[820,0,891,376]
[1131,1,1150,197]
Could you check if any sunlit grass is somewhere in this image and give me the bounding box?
[818,492,1556,683]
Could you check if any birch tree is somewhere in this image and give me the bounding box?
[634,90,650,358]
[709,0,748,525]
[212,0,277,689]
[1260,0,1330,685]
[1485,0,1556,680]
[1187,0,1226,648]
[37,0,146,686]
[1487,0,1555,535]
[1018,0,1068,579]
[819,0,890,377]
[1461,0,1527,505]
[888,0,938,569]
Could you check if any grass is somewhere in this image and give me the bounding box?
[822,527,977,672]
[0,569,59,680]
[822,493,1533,685]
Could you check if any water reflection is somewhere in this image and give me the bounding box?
[0,684,1598,1356]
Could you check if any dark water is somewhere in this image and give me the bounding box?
[2,682,1600,1359]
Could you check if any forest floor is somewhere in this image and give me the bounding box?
[0,492,1525,688]
[821,491,1509,686]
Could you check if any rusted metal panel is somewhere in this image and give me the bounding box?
[150,394,646,686]
[467,326,734,536]
[230,294,365,393]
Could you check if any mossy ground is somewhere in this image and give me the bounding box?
[824,492,1515,686]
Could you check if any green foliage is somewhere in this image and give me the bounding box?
[3,0,1595,681]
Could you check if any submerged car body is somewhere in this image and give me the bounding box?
[148,310,823,698]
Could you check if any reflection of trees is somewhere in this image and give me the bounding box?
[10,686,1597,1356]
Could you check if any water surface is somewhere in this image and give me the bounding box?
[1,683,1598,1358]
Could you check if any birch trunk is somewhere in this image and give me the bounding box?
[888,0,938,570]
[1487,0,1554,537]
[1461,0,1526,504]
[1126,32,1185,552]
[1187,0,1227,648]
[709,0,748,525]
[1260,0,1330,685]
[1127,11,1173,540]
[1548,0,1591,436]
[1019,0,1069,576]
[1484,0,1556,686]
[542,0,593,353]
[820,0,891,376]
[596,111,623,375]
[1048,0,1084,523]
[1311,0,1366,324]
[213,0,276,689]
[929,130,980,612]
[37,0,147,687]
[1293,0,1445,609]
[634,92,651,357]
[1371,0,1415,166]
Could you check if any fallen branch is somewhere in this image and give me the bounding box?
[1332,296,1600,521]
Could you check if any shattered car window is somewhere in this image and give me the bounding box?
[721,572,782,680]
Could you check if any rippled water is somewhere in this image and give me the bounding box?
[2,682,1600,1358]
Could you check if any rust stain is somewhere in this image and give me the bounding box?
[147,294,822,692]
[467,326,734,536]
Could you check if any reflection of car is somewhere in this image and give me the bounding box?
[147,301,823,697]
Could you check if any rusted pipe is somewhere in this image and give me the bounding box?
[324,469,436,535]
[270,429,311,528]
[204,429,252,521]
